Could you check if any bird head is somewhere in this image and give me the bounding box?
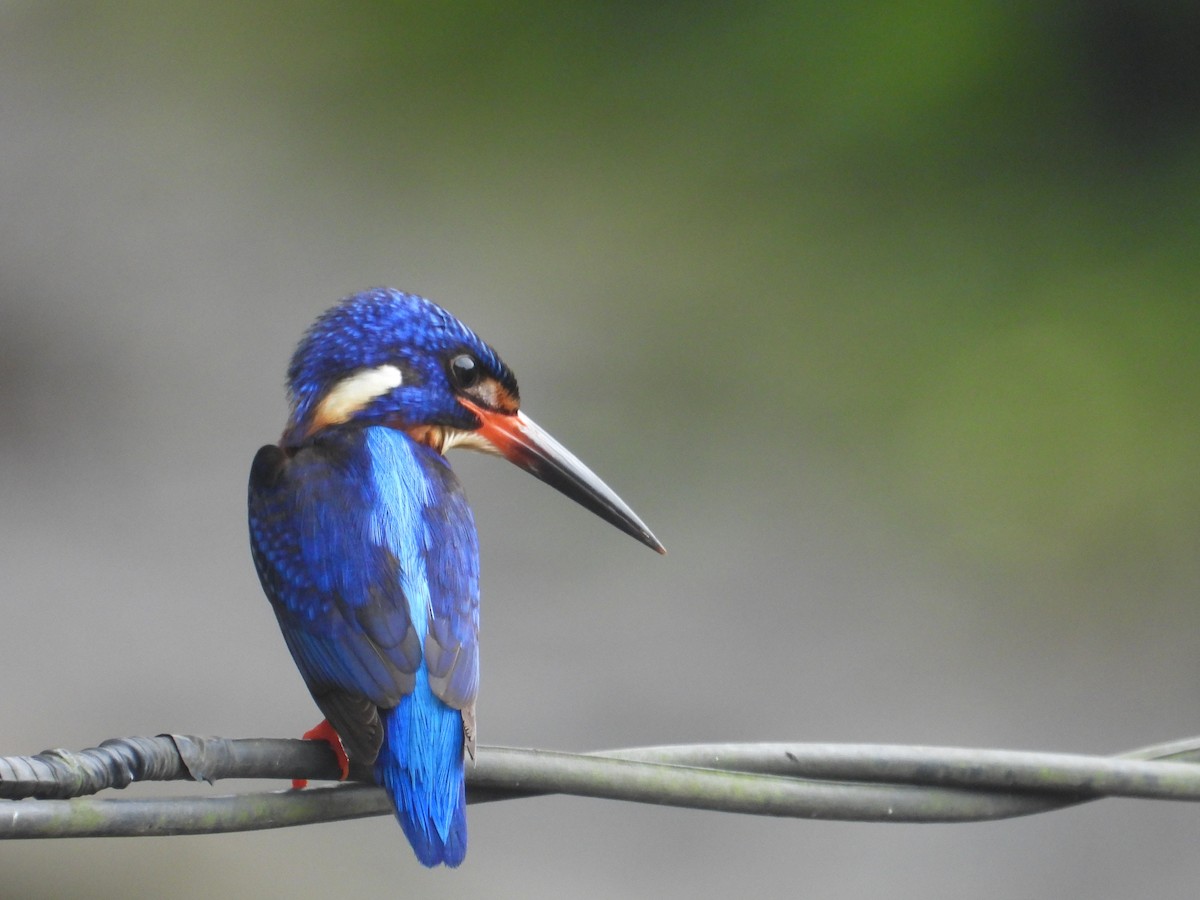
[283,288,664,553]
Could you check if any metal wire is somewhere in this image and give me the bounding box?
[2,734,1200,838]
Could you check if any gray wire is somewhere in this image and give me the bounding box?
[2,735,1200,838]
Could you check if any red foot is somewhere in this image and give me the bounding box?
[292,718,350,789]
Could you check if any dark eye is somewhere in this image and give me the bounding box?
[449,353,481,390]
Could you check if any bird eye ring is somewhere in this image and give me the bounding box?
[449,354,481,390]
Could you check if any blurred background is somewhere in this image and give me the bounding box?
[3,2,1200,897]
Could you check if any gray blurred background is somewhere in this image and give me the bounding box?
[3,3,1200,897]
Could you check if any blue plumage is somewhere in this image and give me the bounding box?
[365,428,475,866]
[248,288,662,867]
[378,669,469,865]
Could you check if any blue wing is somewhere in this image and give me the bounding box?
[247,426,480,763]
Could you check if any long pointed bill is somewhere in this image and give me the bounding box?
[461,400,665,554]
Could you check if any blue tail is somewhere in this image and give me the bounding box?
[375,671,467,867]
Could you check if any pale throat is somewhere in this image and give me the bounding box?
[407,424,498,456]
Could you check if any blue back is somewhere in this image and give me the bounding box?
[249,424,479,866]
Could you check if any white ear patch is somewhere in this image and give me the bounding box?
[312,364,403,428]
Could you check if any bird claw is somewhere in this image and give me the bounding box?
[292,718,351,788]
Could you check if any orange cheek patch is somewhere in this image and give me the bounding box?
[406,424,446,451]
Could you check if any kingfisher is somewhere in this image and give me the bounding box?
[247,288,663,867]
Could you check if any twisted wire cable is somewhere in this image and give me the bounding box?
[2,735,1199,838]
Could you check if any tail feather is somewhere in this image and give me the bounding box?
[376,673,467,867]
